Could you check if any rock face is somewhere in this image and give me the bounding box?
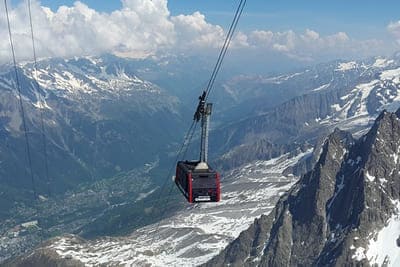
[215,138,312,172]
[206,108,400,267]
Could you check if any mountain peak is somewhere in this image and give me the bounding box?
[207,109,400,266]
[317,127,353,167]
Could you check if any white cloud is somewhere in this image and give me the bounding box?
[302,29,320,41]
[0,0,396,65]
[388,21,400,44]
[249,30,274,46]
[171,11,224,49]
[0,0,231,62]
[272,30,296,53]
[243,28,389,62]
[232,31,249,48]
[0,0,177,61]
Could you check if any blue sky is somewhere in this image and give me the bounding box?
[3,0,400,70]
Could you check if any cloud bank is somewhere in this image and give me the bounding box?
[0,0,398,64]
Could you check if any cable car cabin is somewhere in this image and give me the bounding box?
[175,161,220,203]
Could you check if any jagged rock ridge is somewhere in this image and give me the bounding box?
[206,108,400,267]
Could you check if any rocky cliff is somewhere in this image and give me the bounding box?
[206,108,400,266]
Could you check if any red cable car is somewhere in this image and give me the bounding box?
[175,92,221,203]
[175,160,220,203]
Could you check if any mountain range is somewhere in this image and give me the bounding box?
[2,52,400,265]
[0,55,185,212]
[212,54,400,167]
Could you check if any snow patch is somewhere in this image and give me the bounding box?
[366,200,400,266]
[331,103,341,112]
[135,188,157,202]
[32,100,52,110]
[356,80,379,115]
[373,58,394,68]
[365,172,375,182]
[312,83,330,92]
[329,79,378,122]
[336,61,357,71]
[391,153,399,164]
[379,178,388,184]
[380,68,400,81]
[352,247,366,261]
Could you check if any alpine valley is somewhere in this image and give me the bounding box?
[2,52,400,266]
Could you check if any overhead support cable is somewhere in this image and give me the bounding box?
[204,0,247,101]
[27,0,52,196]
[4,0,37,199]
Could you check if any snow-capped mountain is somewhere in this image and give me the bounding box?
[0,55,184,232]
[0,55,182,176]
[211,55,400,167]
[206,108,400,266]
[18,56,180,112]
[4,53,400,266]
[8,147,312,266]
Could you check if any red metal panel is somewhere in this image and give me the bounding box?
[188,172,193,203]
[216,172,221,202]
